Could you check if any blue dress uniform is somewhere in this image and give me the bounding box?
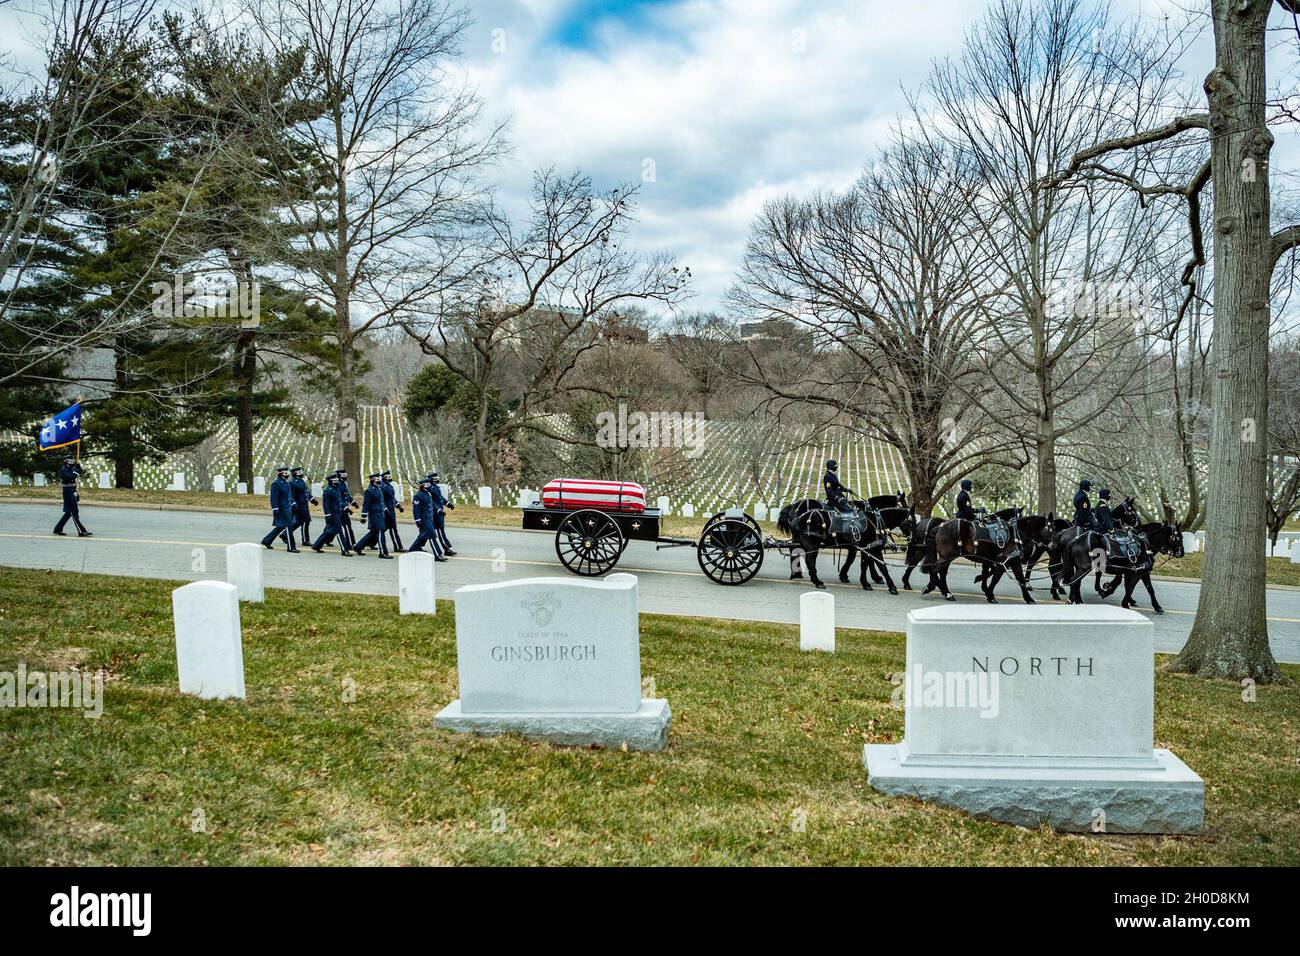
[352,474,392,558]
[1095,489,1115,532]
[335,470,357,549]
[289,468,317,546]
[380,470,405,552]
[1072,479,1095,529]
[955,479,977,520]
[53,457,91,536]
[311,476,353,555]
[429,473,456,555]
[822,459,852,511]
[408,478,446,559]
[261,468,299,551]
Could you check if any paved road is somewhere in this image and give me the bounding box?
[5,500,1300,663]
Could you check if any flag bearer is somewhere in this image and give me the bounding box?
[52,455,92,537]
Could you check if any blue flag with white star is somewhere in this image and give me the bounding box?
[37,402,82,451]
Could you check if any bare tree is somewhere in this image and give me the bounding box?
[1052,0,1296,682]
[248,0,504,480]
[400,171,689,490]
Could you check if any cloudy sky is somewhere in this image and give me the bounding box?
[450,0,1202,316]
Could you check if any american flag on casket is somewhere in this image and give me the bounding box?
[541,478,648,512]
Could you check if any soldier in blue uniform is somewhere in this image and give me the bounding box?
[311,473,353,555]
[822,459,854,512]
[408,475,446,560]
[380,469,405,552]
[352,472,393,558]
[52,455,92,536]
[955,478,978,520]
[1072,478,1095,529]
[289,467,317,547]
[1094,488,1115,532]
[428,471,456,556]
[261,466,299,551]
[334,468,357,550]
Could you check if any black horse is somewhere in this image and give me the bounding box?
[1047,497,1138,603]
[974,510,1057,594]
[1098,520,1184,613]
[920,512,1036,603]
[838,493,915,588]
[777,498,900,592]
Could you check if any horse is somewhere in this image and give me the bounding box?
[776,498,900,592]
[1098,520,1184,613]
[1046,497,1137,603]
[921,511,1036,604]
[838,492,914,588]
[973,510,1057,594]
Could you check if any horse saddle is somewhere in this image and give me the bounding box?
[829,508,863,538]
[1106,531,1141,564]
[973,516,1010,549]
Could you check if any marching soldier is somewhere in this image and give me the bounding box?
[380,469,405,552]
[289,467,317,547]
[822,459,854,512]
[52,455,92,537]
[955,478,978,520]
[311,473,353,555]
[429,471,457,556]
[408,475,446,560]
[335,468,357,550]
[261,466,299,551]
[1072,478,1095,529]
[352,472,393,558]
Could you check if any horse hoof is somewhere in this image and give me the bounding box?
[986,597,998,604]
[838,576,850,584]
[944,594,956,602]
[814,582,826,590]
[1023,597,1036,605]
[789,573,803,580]
[862,584,872,591]
[1153,606,1164,614]
[888,587,898,596]
[921,586,933,596]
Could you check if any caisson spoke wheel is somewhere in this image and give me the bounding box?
[697,518,764,585]
[555,509,624,576]
[705,510,762,536]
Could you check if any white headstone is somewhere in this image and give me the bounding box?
[1180,531,1196,555]
[311,481,323,498]
[253,475,266,496]
[1266,538,1274,558]
[435,574,669,750]
[225,543,264,603]
[399,550,436,616]
[753,503,767,521]
[33,473,46,487]
[98,472,110,489]
[865,605,1203,833]
[236,481,248,495]
[800,591,835,652]
[477,485,492,508]
[172,580,245,700]
[213,474,226,493]
[0,472,11,486]
[682,502,695,519]
[173,471,186,491]
[656,495,670,515]
[1290,540,1300,564]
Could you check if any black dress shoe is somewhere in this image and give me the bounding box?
[394,547,406,553]
[53,531,67,536]
[341,551,354,557]
[263,543,274,550]
[78,532,93,537]
[311,546,323,553]
[435,556,447,562]
[444,549,457,556]
[377,554,394,560]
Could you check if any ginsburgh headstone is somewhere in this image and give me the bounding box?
[435,573,670,750]
[864,605,1203,833]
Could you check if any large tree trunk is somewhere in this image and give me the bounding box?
[235,329,256,487]
[1035,416,1057,516]
[336,331,360,479]
[112,336,133,489]
[1171,0,1283,681]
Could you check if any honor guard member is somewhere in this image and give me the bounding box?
[428,471,456,555]
[289,467,317,547]
[352,472,392,558]
[822,459,854,512]
[380,469,405,552]
[52,455,92,537]
[335,468,358,549]
[955,479,978,520]
[262,466,299,551]
[1094,488,1116,532]
[311,473,353,556]
[1072,478,1095,529]
[408,475,446,560]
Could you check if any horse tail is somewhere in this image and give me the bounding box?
[777,505,793,536]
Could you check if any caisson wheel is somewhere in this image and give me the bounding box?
[555,509,625,576]
[697,518,764,585]
[704,510,762,536]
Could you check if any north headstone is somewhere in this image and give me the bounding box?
[435,573,670,750]
[225,543,264,603]
[213,474,226,494]
[172,580,246,700]
[253,475,266,496]
[800,591,834,652]
[865,605,1203,833]
[477,486,492,508]
[399,550,436,616]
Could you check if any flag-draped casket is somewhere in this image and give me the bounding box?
[541,478,648,513]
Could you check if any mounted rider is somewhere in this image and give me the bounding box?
[822,459,862,536]
[955,479,978,520]
[1072,479,1095,528]
[1095,488,1115,532]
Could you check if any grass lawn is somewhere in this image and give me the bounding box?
[1,567,1297,865]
